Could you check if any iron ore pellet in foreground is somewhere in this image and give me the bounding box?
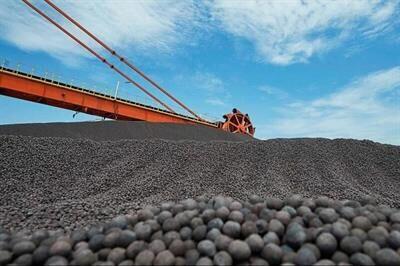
[1,195,400,265]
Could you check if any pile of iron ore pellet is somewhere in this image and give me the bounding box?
[1,195,400,266]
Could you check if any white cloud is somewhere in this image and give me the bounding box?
[179,72,231,108]
[208,0,399,65]
[2,1,398,67]
[0,0,203,63]
[258,85,288,99]
[206,98,226,106]
[193,72,225,93]
[258,67,400,144]
[197,73,231,107]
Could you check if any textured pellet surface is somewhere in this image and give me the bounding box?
[0,134,399,232]
[0,196,399,266]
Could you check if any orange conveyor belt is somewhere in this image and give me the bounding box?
[0,67,218,128]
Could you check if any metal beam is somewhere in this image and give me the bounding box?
[0,68,217,127]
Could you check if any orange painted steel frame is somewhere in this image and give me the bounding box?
[0,68,218,127]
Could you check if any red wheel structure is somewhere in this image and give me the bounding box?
[219,108,255,137]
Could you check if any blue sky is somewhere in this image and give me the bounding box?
[0,0,399,144]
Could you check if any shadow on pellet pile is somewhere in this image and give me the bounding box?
[0,121,399,232]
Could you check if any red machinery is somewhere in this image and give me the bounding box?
[220,109,255,136]
[5,0,255,137]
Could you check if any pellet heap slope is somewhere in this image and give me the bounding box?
[0,127,398,232]
[0,121,252,141]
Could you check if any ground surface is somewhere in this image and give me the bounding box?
[0,121,399,232]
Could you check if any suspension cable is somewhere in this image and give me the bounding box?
[22,0,176,113]
[43,0,203,120]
